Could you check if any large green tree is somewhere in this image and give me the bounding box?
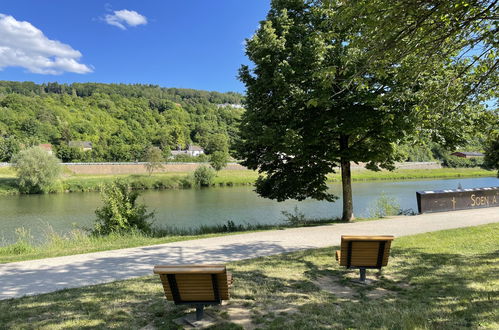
[144,146,165,176]
[237,0,491,220]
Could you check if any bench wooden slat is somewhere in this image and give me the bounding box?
[155,264,231,303]
[336,235,394,268]
[341,236,395,241]
[154,265,226,274]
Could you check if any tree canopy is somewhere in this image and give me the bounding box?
[338,0,498,104]
[237,0,494,220]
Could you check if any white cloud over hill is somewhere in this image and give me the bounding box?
[105,10,147,30]
[0,14,92,75]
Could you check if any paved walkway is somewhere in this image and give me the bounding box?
[1,208,498,300]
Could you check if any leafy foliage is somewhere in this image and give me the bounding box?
[55,145,83,163]
[93,180,154,236]
[0,82,243,162]
[193,165,216,186]
[281,206,308,226]
[0,136,20,162]
[483,130,499,177]
[144,146,164,176]
[370,193,401,218]
[203,133,229,154]
[209,151,229,171]
[441,155,484,168]
[339,0,498,105]
[11,146,61,193]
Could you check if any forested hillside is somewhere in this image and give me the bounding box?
[0,81,244,162]
[0,81,493,165]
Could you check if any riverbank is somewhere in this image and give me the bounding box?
[0,217,344,264]
[0,167,495,196]
[0,223,497,328]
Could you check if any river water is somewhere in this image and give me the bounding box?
[0,177,498,244]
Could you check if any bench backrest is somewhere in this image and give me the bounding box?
[153,264,230,304]
[339,235,394,269]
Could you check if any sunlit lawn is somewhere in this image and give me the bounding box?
[1,223,497,329]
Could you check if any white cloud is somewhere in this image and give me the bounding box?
[0,14,92,75]
[105,10,147,30]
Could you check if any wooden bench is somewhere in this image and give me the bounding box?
[153,264,233,322]
[335,235,394,283]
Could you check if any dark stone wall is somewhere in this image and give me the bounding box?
[417,187,499,213]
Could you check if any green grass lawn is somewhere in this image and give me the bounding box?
[333,167,496,181]
[0,230,246,264]
[1,223,497,329]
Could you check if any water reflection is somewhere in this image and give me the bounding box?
[0,177,497,244]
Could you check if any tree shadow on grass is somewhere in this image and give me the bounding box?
[282,247,499,329]
[0,240,307,300]
[0,245,496,329]
[0,275,182,329]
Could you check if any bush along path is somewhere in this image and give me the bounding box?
[0,207,498,300]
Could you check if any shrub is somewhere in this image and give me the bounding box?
[144,146,164,176]
[11,146,62,193]
[370,193,400,218]
[281,206,308,226]
[92,180,154,235]
[483,132,499,177]
[209,151,228,171]
[193,165,216,186]
[440,154,484,168]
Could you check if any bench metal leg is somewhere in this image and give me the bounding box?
[195,304,204,321]
[359,268,366,282]
[351,267,375,285]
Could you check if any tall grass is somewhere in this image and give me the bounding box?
[369,193,402,218]
[0,216,341,264]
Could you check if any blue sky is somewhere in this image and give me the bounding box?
[0,1,270,93]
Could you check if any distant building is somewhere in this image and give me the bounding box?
[216,103,244,109]
[451,152,484,158]
[69,141,93,151]
[171,145,205,157]
[38,144,53,155]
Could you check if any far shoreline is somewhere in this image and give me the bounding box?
[0,166,496,196]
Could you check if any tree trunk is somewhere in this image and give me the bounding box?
[340,135,354,221]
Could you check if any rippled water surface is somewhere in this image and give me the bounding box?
[0,176,497,244]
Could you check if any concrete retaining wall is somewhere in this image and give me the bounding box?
[2,161,441,175]
[350,162,442,170]
[64,162,246,175]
